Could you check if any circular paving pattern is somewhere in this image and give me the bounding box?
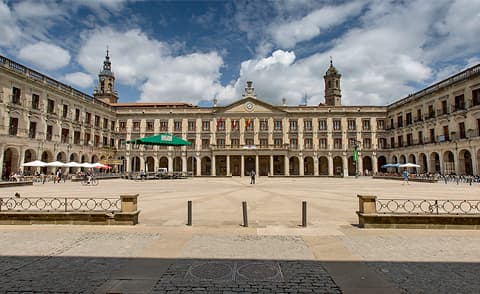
[189,262,232,280]
[237,263,280,281]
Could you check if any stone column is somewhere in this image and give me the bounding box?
[126,156,131,173]
[212,155,216,176]
[182,152,187,173]
[342,154,348,177]
[425,152,431,173]
[255,155,259,177]
[453,151,460,175]
[241,155,244,177]
[0,144,4,178]
[139,156,145,172]
[196,156,201,176]
[357,154,363,176]
[270,155,274,176]
[226,155,230,176]
[284,155,290,176]
[18,146,25,172]
[167,153,173,173]
[299,155,304,176]
[439,151,444,174]
[328,153,333,176]
[314,154,319,176]
[471,147,478,175]
[372,153,378,175]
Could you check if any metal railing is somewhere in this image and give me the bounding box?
[376,198,480,215]
[0,197,121,212]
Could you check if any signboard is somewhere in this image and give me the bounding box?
[100,159,123,165]
[161,134,172,141]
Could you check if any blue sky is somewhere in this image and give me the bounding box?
[1,0,479,107]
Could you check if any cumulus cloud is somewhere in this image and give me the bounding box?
[18,42,71,70]
[269,2,365,48]
[63,72,94,88]
[78,27,227,103]
[0,1,21,47]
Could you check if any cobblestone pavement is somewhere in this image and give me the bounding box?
[1,178,480,293]
[153,260,340,294]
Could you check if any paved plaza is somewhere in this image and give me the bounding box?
[1,177,480,293]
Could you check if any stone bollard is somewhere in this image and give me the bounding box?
[242,201,248,227]
[302,201,307,227]
[357,195,377,214]
[357,195,376,228]
[187,200,192,226]
[120,194,139,212]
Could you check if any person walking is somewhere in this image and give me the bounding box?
[402,169,410,185]
[250,169,256,184]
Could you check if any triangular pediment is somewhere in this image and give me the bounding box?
[218,97,285,115]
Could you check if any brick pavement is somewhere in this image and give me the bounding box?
[0,177,479,293]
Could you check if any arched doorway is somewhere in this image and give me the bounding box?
[289,156,299,175]
[173,156,182,172]
[392,155,398,163]
[304,156,314,175]
[429,152,440,173]
[145,156,155,172]
[399,155,406,164]
[159,156,168,170]
[458,149,473,175]
[187,156,197,175]
[131,156,140,172]
[23,149,36,175]
[69,153,80,174]
[347,156,356,176]
[41,150,54,174]
[56,151,67,162]
[419,153,427,174]
[3,147,19,179]
[118,156,126,173]
[443,151,455,174]
[408,154,416,164]
[333,156,343,176]
[201,156,211,175]
[273,155,284,175]
[363,156,372,175]
[244,156,255,176]
[81,155,88,163]
[377,156,387,173]
[319,156,328,175]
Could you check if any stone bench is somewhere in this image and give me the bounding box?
[357,195,480,229]
[0,194,140,225]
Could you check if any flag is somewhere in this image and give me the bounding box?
[353,149,358,161]
[246,118,250,128]
[232,119,237,129]
[217,117,222,125]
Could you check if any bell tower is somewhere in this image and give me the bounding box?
[94,48,118,104]
[323,58,341,106]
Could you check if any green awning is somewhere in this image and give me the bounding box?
[125,133,192,146]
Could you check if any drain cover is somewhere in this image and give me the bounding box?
[237,262,282,281]
[188,262,233,281]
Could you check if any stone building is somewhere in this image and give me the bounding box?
[0,53,479,179]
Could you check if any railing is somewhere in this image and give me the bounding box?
[0,197,121,212]
[376,198,480,215]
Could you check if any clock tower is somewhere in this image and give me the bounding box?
[94,49,118,104]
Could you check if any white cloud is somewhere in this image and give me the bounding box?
[78,27,227,103]
[63,72,94,88]
[269,2,365,48]
[13,0,65,19]
[0,1,21,47]
[18,42,71,70]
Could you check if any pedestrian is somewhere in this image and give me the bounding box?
[55,169,62,184]
[402,169,409,185]
[250,169,256,184]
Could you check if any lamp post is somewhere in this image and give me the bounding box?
[353,140,361,178]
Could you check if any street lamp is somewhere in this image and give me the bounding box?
[353,139,361,178]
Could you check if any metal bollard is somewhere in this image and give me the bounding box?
[187,200,192,226]
[242,201,248,227]
[302,201,307,227]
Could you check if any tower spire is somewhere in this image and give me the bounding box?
[94,48,118,104]
[323,58,342,106]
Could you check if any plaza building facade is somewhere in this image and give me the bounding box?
[1,53,479,179]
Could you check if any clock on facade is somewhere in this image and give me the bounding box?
[245,101,254,112]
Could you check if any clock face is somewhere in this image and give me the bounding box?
[245,101,254,112]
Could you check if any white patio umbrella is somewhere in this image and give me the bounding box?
[21,160,47,167]
[45,161,66,167]
[399,163,420,168]
[80,162,95,168]
[64,162,82,167]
